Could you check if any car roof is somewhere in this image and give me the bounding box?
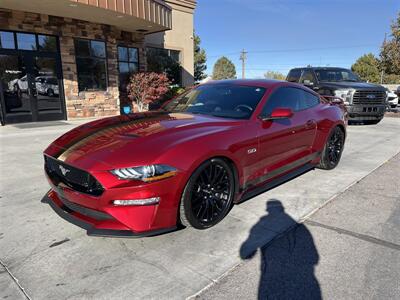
[200,79,286,88]
[198,79,319,95]
[289,66,350,71]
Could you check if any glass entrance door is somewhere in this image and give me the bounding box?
[32,55,64,121]
[0,54,33,123]
[0,31,65,124]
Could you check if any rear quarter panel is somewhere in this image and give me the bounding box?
[312,101,347,152]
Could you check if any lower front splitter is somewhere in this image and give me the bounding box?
[41,192,177,238]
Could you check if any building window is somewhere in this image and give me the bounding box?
[0,31,15,49]
[146,47,181,85]
[38,35,57,52]
[74,39,107,92]
[118,46,139,75]
[0,31,57,52]
[117,46,139,108]
[16,33,37,50]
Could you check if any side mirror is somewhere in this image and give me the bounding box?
[262,107,294,121]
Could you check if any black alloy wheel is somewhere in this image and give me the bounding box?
[180,158,235,229]
[318,126,345,170]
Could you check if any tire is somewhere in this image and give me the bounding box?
[179,158,235,229]
[317,126,345,170]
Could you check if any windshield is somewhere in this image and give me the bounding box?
[162,84,266,119]
[314,69,360,82]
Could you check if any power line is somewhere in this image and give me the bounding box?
[207,51,242,58]
[207,44,379,58]
[242,60,356,67]
[248,44,379,54]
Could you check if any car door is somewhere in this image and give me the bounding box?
[293,88,319,154]
[255,87,316,182]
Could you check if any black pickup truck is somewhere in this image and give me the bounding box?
[287,67,387,124]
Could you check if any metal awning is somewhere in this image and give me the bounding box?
[1,0,172,33]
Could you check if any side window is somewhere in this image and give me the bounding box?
[300,70,315,84]
[261,87,302,116]
[286,69,301,82]
[299,90,320,110]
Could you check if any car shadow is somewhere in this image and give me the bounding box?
[240,199,321,299]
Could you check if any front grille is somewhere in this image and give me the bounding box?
[352,90,386,105]
[44,156,104,196]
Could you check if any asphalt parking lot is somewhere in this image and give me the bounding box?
[1,117,400,299]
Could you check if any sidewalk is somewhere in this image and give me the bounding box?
[196,154,400,299]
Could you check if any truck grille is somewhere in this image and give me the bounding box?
[352,90,386,105]
[44,156,104,196]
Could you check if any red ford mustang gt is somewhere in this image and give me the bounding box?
[43,80,346,237]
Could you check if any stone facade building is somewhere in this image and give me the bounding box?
[0,0,196,124]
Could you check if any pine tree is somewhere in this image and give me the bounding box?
[212,56,237,80]
[194,32,207,82]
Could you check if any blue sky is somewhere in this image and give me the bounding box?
[194,0,400,78]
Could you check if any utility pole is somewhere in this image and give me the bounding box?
[240,49,247,79]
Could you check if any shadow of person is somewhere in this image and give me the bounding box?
[240,199,321,300]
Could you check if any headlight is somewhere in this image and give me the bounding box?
[111,165,177,182]
[334,89,354,105]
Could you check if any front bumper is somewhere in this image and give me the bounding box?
[42,191,176,237]
[43,169,185,237]
[346,104,385,120]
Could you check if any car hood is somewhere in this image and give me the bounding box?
[319,81,386,90]
[45,112,240,170]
